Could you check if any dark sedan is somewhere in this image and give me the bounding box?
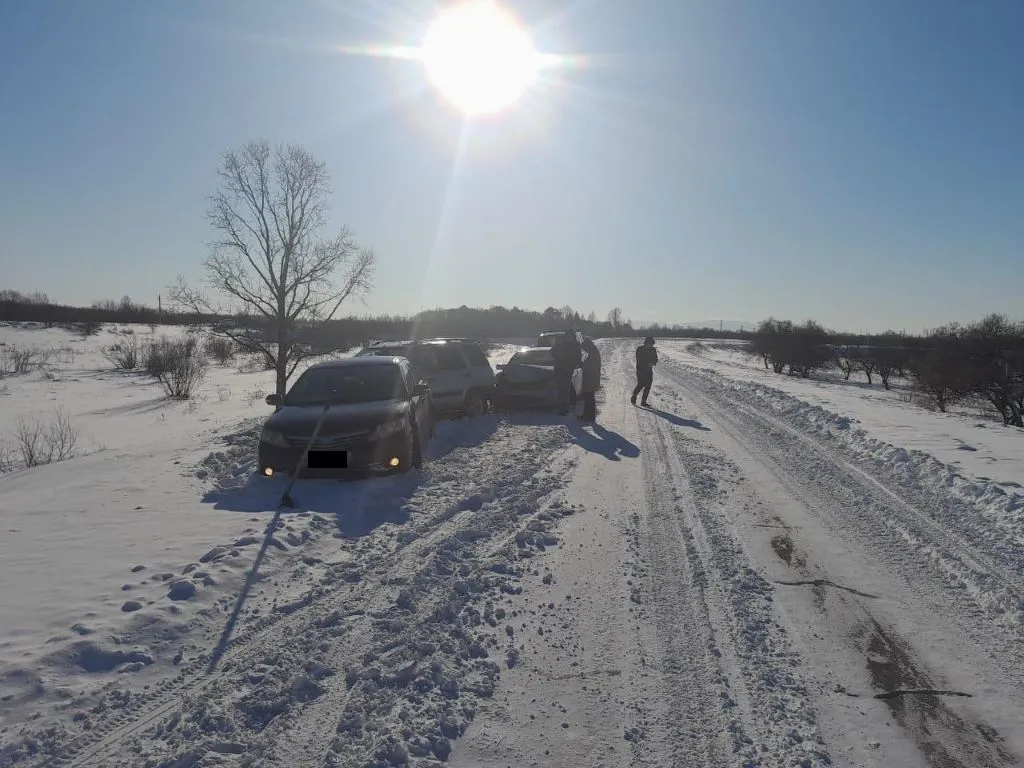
[258,357,433,478]
[492,347,583,410]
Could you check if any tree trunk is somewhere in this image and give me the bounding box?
[276,359,288,397]
[276,316,290,396]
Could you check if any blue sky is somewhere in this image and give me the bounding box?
[1,0,1021,334]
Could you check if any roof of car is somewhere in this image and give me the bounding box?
[367,338,483,347]
[307,356,404,370]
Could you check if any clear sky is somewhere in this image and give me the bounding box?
[1,0,1021,334]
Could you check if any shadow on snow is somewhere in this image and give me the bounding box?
[567,421,640,460]
[642,406,711,432]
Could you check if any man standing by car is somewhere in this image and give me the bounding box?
[579,338,601,421]
[631,336,658,407]
[551,331,582,415]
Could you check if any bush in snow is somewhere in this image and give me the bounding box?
[0,344,47,375]
[0,439,14,473]
[149,337,208,399]
[204,335,237,364]
[103,336,141,370]
[143,335,198,378]
[12,409,80,468]
[78,320,102,338]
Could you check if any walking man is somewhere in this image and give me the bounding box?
[579,338,601,422]
[631,336,658,407]
[551,331,582,415]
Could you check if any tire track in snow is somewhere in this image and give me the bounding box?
[624,350,832,767]
[654,357,1023,766]
[18,418,575,768]
[665,361,1024,647]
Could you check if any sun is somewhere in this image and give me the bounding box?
[420,1,540,116]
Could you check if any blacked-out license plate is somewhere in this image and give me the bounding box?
[307,450,348,469]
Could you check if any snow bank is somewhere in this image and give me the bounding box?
[695,370,1024,552]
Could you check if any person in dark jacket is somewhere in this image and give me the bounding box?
[631,336,658,406]
[579,338,601,421]
[550,332,582,414]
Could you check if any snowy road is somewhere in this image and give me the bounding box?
[4,339,1023,768]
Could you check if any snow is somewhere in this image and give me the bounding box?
[1,326,1022,768]
[661,339,1024,493]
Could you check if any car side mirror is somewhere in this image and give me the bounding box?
[265,393,282,407]
[412,382,430,396]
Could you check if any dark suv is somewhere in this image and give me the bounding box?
[258,356,433,477]
[356,338,495,416]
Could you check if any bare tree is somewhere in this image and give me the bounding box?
[171,141,375,395]
[607,307,623,330]
[749,317,780,370]
[856,356,877,385]
[836,354,857,381]
[910,347,970,413]
[874,357,897,389]
[963,314,1024,426]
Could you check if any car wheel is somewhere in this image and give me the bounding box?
[465,390,486,417]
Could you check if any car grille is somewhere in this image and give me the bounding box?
[285,430,371,449]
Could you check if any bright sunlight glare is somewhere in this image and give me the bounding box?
[420,1,540,116]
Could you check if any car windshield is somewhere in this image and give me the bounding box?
[285,365,405,405]
[512,349,555,366]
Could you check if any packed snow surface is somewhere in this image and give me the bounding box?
[1,325,1022,768]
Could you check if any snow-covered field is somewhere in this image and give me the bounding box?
[1,325,1022,768]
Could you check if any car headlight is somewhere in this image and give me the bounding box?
[369,419,406,441]
[260,427,290,448]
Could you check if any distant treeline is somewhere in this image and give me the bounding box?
[749,316,1024,426]
[0,291,643,344]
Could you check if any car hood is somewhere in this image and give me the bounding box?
[265,400,409,437]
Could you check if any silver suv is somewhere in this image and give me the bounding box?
[356,338,496,416]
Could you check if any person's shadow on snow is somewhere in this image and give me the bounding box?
[644,407,711,432]
[568,422,640,461]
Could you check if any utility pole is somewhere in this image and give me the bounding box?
[158,295,162,315]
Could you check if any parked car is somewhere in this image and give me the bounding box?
[536,329,584,348]
[258,356,433,477]
[492,346,583,410]
[355,338,495,416]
